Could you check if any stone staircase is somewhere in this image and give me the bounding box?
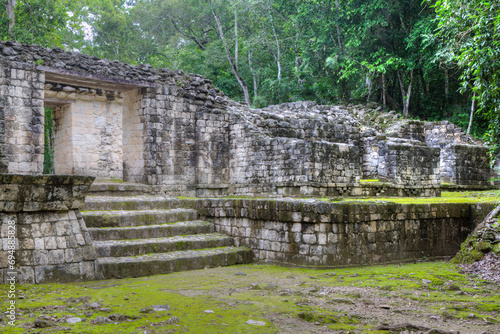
[82,181,253,279]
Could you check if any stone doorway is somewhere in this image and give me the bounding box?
[42,73,147,183]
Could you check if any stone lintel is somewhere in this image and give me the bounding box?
[37,66,155,92]
[43,97,76,108]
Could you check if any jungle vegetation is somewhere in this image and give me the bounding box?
[0,0,498,157]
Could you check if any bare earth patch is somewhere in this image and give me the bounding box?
[460,253,500,284]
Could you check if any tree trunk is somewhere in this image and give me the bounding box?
[366,74,372,103]
[7,0,16,37]
[334,0,349,103]
[234,7,238,71]
[470,204,500,235]
[382,72,387,108]
[264,0,281,84]
[212,9,251,105]
[248,51,258,105]
[334,0,343,51]
[444,67,449,104]
[398,70,414,118]
[272,22,281,84]
[467,91,477,136]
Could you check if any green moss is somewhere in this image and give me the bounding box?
[177,190,500,205]
[104,178,124,183]
[359,179,380,183]
[3,262,499,333]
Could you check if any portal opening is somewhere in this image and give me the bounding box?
[42,81,145,182]
[43,107,55,174]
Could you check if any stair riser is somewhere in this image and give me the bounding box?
[83,211,198,228]
[98,250,253,279]
[84,200,180,211]
[89,184,152,193]
[95,237,233,257]
[87,191,148,197]
[88,224,214,241]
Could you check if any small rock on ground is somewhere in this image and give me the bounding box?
[152,304,170,312]
[92,316,112,325]
[246,320,266,326]
[34,316,55,328]
[66,317,82,324]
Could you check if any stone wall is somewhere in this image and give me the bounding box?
[424,121,491,186]
[140,82,229,195]
[425,121,470,146]
[378,140,441,187]
[359,131,383,179]
[386,120,426,142]
[0,174,100,283]
[122,89,145,183]
[0,59,45,175]
[229,122,360,197]
[0,96,7,173]
[446,144,491,186]
[183,198,474,267]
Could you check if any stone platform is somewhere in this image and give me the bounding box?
[0,174,100,283]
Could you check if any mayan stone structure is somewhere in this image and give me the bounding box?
[183,198,482,267]
[0,40,493,198]
[0,174,100,283]
[0,41,497,281]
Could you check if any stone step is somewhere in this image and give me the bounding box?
[97,246,254,279]
[88,220,214,241]
[84,195,180,211]
[82,209,198,228]
[94,233,233,257]
[88,182,153,196]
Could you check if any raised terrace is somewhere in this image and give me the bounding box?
[0,41,498,283]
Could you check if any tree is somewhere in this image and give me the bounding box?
[433,0,500,158]
[0,0,83,47]
[211,1,251,105]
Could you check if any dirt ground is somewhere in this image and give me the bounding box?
[1,261,499,334]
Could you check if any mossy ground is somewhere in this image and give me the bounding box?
[1,262,499,333]
[328,190,500,204]
[179,189,500,204]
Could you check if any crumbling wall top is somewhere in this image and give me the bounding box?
[0,40,221,92]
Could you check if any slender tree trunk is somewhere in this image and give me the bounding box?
[420,68,427,96]
[398,70,414,118]
[334,0,343,51]
[366,73,372,103]
[467,91,477,136]
[444,66,449,105]
[212,9,251,105]
[248,51,258,105]
[7,0,16,37]
[382,72,387,108]
[334,0,349,102]
[268,11,281,84]
[234,7,238,71]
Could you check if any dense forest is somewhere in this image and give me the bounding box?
[0,0,498,158]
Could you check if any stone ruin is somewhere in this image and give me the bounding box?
[0,41,493,197]
[0,41,497,283]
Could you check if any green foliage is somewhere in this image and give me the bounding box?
[433,0,500,158]
[1,0,496,154]
[43,108,54,175]
[0,0,85,47]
